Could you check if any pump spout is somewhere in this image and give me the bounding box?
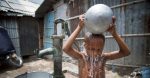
[38,48,55,58]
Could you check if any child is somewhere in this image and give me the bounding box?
[63,15,130,78]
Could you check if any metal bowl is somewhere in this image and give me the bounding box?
[85,4,113,34]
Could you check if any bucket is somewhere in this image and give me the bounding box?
[15,72,52,78]
[141,67,150,78]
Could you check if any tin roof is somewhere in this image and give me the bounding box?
[35,0,59,18]
[0,0,40,16]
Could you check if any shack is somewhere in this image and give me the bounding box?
[0,0,40,56]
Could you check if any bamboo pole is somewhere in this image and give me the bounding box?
[69,33,150,40]
[65,0,145,21]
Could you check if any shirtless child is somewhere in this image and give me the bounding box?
[63,15,130,78]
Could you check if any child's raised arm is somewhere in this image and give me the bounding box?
[63,15,84,59]
[104,16,130,60]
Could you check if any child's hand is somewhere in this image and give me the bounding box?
[78,14,85,28]
[107,16,117,35]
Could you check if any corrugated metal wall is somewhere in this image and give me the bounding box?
[43,1,68,49]
[38,18,44,49]
[67,0,86,51]
[0,16,21,56]
[54,0,68,35]
[88,0,150,66]
[68,0,85,36]
[18,16,39,56]
[43,11,54,49]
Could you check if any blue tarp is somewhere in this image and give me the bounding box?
[0,26,15,55]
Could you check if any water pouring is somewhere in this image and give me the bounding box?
[63,3,130,78]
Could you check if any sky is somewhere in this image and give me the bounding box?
[28,0,44,4]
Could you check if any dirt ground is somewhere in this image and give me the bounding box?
[0,56,131,78]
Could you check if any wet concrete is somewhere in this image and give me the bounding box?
[0,55,131,78]
[0,56,78,78]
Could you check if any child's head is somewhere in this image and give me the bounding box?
[83,32,105,57]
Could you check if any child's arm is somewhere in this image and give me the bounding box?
[63,15,84,59]
[104,16,130,60]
